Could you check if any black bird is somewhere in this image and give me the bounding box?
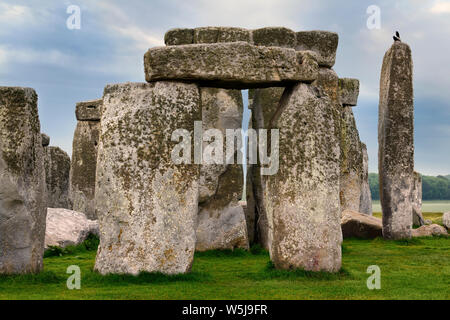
[393,31,401,42]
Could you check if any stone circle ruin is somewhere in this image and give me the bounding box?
[0,26,421,276]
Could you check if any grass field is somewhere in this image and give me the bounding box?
[373,200,450,213]
[0,215,448,300]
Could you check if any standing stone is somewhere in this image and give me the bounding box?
[196,88,249,251]
[249,87,285,250]
[378,42,414,239]
[339,106,364,213]
[412,172,425,226]
[265,83,342,272]
[43,145,72,209]
[69,99,102,219]
[0,87,47,274]
[359,143,373,215]
[443,212,450,230]
[94,82,200,275]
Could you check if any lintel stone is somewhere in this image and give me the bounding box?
[144,42,318,89]
[75,99,102,121]
[338,78,360,106]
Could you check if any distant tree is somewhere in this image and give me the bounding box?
[369,173,380,200]
[368,173,450,200]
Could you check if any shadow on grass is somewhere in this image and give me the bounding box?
[195,245,269,258]
[0,271,63,284]
[84,270,211,285]
[241,261,353,281]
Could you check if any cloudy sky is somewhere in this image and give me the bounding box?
[1,0,449,175]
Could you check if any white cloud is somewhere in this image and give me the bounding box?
[111,25,164,50]
[430,1,450,14]
[0,3,32,23]
[0,45,75,68]
[95,2,164,51]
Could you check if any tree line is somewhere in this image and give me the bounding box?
[369,173,450,200]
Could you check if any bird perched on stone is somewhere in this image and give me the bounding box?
[393,31,401,42]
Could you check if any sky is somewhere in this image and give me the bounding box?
[0,0,449,175]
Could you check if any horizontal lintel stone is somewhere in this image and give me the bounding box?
[338,78,360,106]
[75,99,103,121]
[144,42,318,89]
[163,27,338,67]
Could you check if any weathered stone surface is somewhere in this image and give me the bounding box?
[340,106,364,212]
[253,27,296,48]
[338,78,360,106]
[43,146,71,209]
[164,28,194,45]
[196,88,248,251]
[412,224,448,237]
[0,87,47,274]
[443,212,450,230]
[378,42,414,240]
[194,27,251,44]
[296,31,338,68]
[265,83,342,272]
[45,208,98,249]
[249,87,285,250]
[75,99,102,121]
[69,120,100,220]
[41,133,50,147]
[359,143,373,215]
[341,210,382,239]
[94,82,200,275]
[313,68,339,102]
[412,172,425,226]
[244,164,256,245]
[144,42,318,89]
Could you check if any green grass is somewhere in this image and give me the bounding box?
[0,233,449,300]
[373,212,445,226]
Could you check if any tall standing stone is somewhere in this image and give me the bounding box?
[69,99,102,220]
[265,83,342,272]
[412,172,424,226]
[378,42,414,239]
[43,144,72,209]
[0,87,47,274]
[359,143,373,215]
[196,88,249,251]
[94,82,200,275]
[249,87,285,250]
